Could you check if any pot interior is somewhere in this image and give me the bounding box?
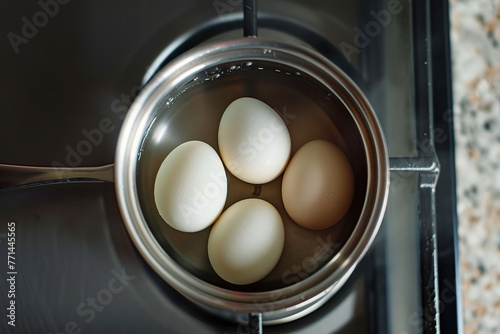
[135,58,368,293]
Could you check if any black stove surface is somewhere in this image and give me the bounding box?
[0,1,459,333]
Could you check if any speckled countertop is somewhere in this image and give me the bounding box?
[451,0,500,332]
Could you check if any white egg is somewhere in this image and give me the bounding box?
[218,97,291,184]
[154,141,228,233]
[208,198,285,285]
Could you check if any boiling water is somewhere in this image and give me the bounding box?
[136,61,367,292]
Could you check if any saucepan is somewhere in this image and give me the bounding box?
[0,1,389,332]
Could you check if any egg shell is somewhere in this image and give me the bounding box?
[282,140,355,230]
[154,140,228,233]
[208,198,285,285]
[218,97,291,184]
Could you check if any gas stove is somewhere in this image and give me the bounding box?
[0,0,460,333]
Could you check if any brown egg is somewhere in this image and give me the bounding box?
[282,140,355,230]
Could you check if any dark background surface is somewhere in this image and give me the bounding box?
[0,0,459,333]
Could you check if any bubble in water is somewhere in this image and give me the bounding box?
[263,49,272,54]
[245,61,253,66]
[207,66,220,75]
[230,65,237,70]
[295,72,301,76]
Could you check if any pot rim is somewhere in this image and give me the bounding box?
[115,37,389,315]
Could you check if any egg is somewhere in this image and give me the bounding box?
[282,140,355,230]
[218,97,291,184]
[208,198,285,285]
[154,140,228,233]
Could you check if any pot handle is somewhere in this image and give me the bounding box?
[248,313,263,334]
[0,164,114,192]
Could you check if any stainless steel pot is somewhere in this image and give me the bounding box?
[115,36,389,325]
[0,36,389,328]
